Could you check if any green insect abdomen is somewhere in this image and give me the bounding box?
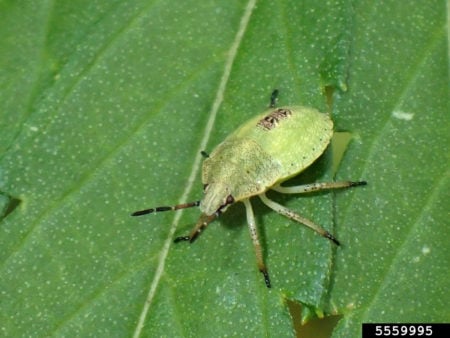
[232,106,333,181]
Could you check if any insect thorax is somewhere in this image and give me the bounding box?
[200,138,282,215]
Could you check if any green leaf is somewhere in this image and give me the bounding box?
[0,1,447,337]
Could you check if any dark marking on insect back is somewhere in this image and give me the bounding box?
[257,108,292,131]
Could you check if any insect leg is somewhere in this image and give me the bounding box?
[271,181,366,194]
[269,89,279,108]
[174,213,216,243]
[242,199,271,288]
[259,193,340,245]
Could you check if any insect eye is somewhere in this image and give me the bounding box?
[217,194,235,213]
[226,195,234,204]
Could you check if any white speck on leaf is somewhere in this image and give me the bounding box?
[392,110,414,121]
[421,246,430,255]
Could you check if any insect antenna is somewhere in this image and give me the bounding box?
[131,201,200,216]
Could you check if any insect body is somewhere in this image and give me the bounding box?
[132,90,366,288]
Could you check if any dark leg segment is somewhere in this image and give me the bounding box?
[269,89,279,108]
[174,213,217,243]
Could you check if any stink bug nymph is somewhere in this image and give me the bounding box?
[132,90,366,288]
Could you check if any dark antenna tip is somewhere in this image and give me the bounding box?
[131,209,154,216]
